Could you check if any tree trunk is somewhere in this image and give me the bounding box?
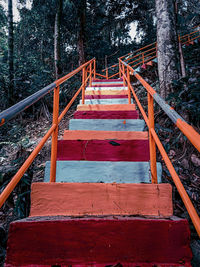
[155,0,181,99]
[54,0,62,80]
[8,0,14,104]
[77,0,86,66]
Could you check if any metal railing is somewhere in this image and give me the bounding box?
[102,26,200,79]
[0,58,96,207]
[119,58,200,237]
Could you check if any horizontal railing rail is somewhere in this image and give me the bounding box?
[119,58,200,237]
[101,26,200,80]
[0,58,96,208]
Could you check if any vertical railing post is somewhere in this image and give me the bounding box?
[148,93,157,183]
[127,67,131,104]
[122,63,126,86]
[119,61,122,78]
[89,63,92,87]
[50,85,60,182]
[82,67,86,104]
[142,52,145,65]
[106,68,108,79]
[94,59,96,79]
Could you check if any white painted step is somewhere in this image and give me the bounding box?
[44,161,162,183]
[69,119,145,131]
[80,99,133,105]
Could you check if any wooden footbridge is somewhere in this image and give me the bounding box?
[0,27,200,266]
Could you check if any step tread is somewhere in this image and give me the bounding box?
[44,161,162,183]
[86,86,128,90]
[30,183,173,217]
[85,89,129,95]
[63,130,148,140]
[69,119,145,131]
[80,99,133,105]
[77,104,136,111]
[6,216,192,266]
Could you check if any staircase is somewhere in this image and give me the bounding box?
[5,78,192,266]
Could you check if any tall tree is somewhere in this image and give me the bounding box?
[155,0,181,99]
[77,0,86,66]
[8,0,14,104]
[54,0,63,79]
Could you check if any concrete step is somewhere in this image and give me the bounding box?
[44,160,162,183]
[5,216,192,266]
[86,86,128,91]
[80,98,133,105]
[85,89,128,95]
[69,119,145,131]
[30,183,173,217]
[93,78,123,82]
[77,104,136,111]
[73,110,139,119]
[57,139,150,161]
[85,94,128,99]
[63,130,148,140]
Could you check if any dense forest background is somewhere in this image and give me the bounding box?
[0,0,200,265]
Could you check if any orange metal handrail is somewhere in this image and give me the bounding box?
[0,58,96,208]
[102,27,200,80]
[119,58,200,237]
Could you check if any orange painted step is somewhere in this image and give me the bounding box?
[77,104,136,111]
[63,130,148,140]
[85,90,128,95]
[30,183,173,217]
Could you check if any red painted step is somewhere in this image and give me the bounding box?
[93,78,123,82]
[5,216,192,266]
[85,94,128,99]
[73,110,139,119]
[93,84,124,87]
[57,139,149,161]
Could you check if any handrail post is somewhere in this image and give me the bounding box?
[106,68,108,79]
[142,52,145,65]
[122,63,126,86]
[94,59,96,79]
[148,92,157,183]
[82,67,86,104]
[50,85,60,182]
[119,61,122,78]
[127,67,131,104]
[89,63,92,86]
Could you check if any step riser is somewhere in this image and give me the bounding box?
[85,95,128,99]
[30,183,173,217]
[57,140,150,161]
[63,130,148,140]
[86,87,128,90]
[93,84,124,87]
[44,161,162,183]
[73,110,139,119]
[6,217,192,266]
[69,119,145,131]
[93,78,123,82]
[85,90,128,95]
[77,104,136,111]
[92,81,123,85]
[80,99,132,105]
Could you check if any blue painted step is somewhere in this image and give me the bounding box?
[80,99,133,105]
[69,119,145,131]
[44,161,162,183]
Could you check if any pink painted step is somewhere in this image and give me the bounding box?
[57,139,149,161]
[85,95,128,99]
[73,110,139,119]
[5,216,192,266]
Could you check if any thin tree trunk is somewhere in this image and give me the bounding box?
[8,0,14,104]
[155,0,181,99]
[54,0,62,80]
[77,0,86,66]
